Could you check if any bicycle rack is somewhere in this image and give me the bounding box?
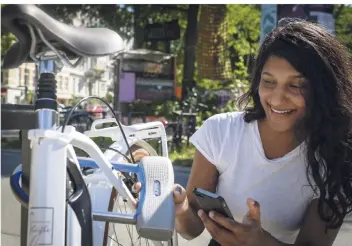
[1,103,36,246]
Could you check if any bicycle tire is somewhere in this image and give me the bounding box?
[102,144,176,246]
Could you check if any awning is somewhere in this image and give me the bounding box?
[121,49,173,63]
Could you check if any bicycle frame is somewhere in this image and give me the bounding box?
[24,61,175,246]
[26,125,136,245]
[81,118,172,246]
[85,118,169,158]
[27,124,176,246]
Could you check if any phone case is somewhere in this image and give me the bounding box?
[193,188,234,219]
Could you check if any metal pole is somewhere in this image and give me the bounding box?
[33,64,39,103]
[20,130,31,246]
[20,60,56,246]
[24,64,28,103]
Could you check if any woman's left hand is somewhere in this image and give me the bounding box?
[198,198,272,246]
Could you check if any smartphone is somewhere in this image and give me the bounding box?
[193,187,234,219]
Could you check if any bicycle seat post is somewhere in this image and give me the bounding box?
[35,60,59,129]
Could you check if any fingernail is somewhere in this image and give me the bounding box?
[209,211,214,219]
[174,187,182,196]
[197,210,203,217]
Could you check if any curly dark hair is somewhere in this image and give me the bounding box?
[238,18,352,230]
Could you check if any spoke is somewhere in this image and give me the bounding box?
[112,224,119,246]
[122,200,134,242]
[116,193,137,245]
[107,147,156,246]
[109,234,123,246]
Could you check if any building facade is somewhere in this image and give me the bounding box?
[1,56,115,105]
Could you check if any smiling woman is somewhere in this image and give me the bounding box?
[168,17,352,246]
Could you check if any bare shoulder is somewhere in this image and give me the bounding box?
[295,199,342,246]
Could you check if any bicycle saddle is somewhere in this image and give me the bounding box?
[2,4,125,69]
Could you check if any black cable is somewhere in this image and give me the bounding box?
[100,146,137,189]
[61,96,135,164]
[102,147,132,164]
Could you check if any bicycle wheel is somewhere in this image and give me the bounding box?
[102,145,175,246]
[68,113,93,133]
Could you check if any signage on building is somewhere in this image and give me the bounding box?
[261,4,335,43]
[118,72,175,102]
[135,76,174,101]
[277,4,335,33]
[145,20,180,41]
[119,72,136,103]
[260,5,277,43]
[121,60,173,76]
[119,50,176,102]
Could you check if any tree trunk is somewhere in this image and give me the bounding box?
[88,79,93,96]
[182,4,199,101]
[133,5,144,49]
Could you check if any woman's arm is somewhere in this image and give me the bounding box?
[292,199,341,246]
[266,199,341,246]
[175,149,219,240]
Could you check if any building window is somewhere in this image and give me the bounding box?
[15,96,21,104]
[72,78,76,94]
[19,68,23,86]
[91,58,97,68]
[65,78,69,91]
[109,67,114,80]
[24,68,30,87]
[58,76,62,89]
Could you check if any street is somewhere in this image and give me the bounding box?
[1,150,351,246]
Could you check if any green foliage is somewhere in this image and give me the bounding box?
[169,143,195,166]
[194,5,260,115]
[1,32,16,62]
[126,99,180,119]
[40,5,188,48]
[104,92,113,103]
[26,90,34,104]
[335,5,352,52]
[71,95,81,105]
[226,4,261,57]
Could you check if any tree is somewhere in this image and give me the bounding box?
[1,5,16,62]
[335,5,352,52]
[1,32,16,63]
[196,5,260,92]
[40,4,188,49]
[182,5,199,100]
[83,67,104,96]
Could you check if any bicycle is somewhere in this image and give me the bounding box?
[58,105,94,133]
[3,4,178,246]
[168,90,208,151]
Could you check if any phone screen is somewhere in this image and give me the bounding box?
[193,188,234,219]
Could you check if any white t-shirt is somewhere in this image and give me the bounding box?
[189,112,316,244]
